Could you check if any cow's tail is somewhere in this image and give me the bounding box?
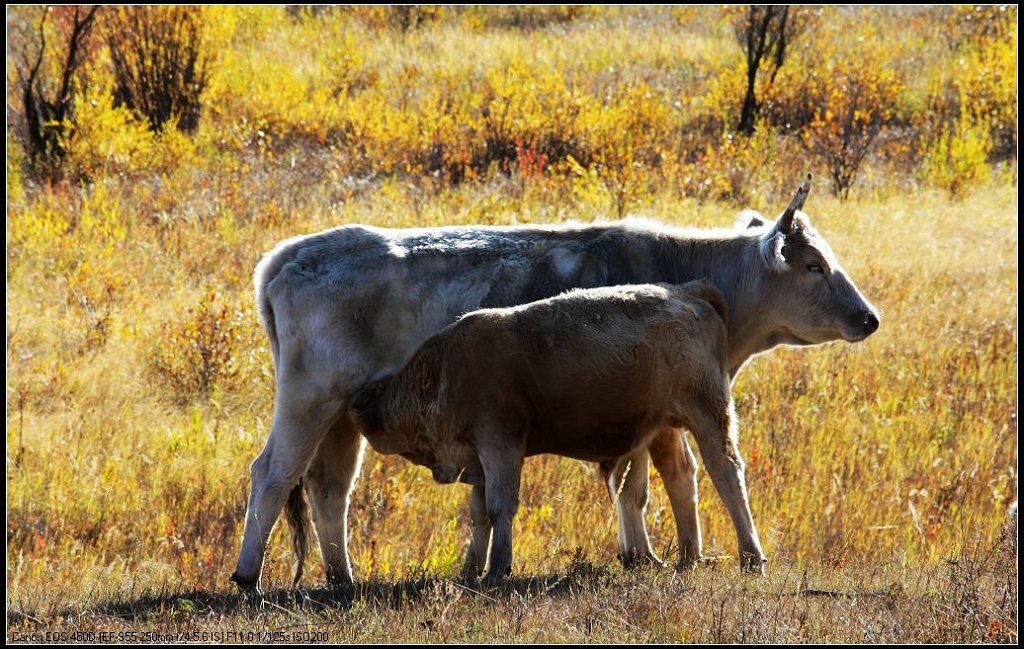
[286,480,312,587]
[254,243,296,365]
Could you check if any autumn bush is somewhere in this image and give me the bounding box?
[922,116,993,199]
[800,54,903,199]
[105,6,211,133]
[9,6,101,176]
[149,291,244,401]
[941,6,1017,156]
[7,7,1017,199]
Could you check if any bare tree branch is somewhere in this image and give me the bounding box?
[18,5,101,172]
[733,5,800,134]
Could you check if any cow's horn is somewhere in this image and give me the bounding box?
[778,173,812,234]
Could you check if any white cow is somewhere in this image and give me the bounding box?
[231,176,880,590]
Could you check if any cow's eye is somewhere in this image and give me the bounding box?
[807,263,824,274]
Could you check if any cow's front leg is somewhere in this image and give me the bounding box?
[460,484,491,582]
[606,452,661,567]
[688,397,765,572]
[648,427,703,567]
[478,446,523,587]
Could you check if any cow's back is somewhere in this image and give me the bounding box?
[255,222,663,387]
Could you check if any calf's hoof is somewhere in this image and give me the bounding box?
[739,553,768,575]
[618,550,666,570]
[675,554,704,571]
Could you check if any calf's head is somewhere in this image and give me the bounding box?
[750,174,880,347]
[348,379,408,455]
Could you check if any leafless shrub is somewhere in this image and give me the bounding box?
[106,6,210,133]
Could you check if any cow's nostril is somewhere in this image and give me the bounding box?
[863,312,880,334]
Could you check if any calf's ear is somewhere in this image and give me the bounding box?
[348,382,384,432]
[692,281,728,325]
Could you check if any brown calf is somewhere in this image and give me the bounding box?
[349,279,765,585]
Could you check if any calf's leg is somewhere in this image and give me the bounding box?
[649,426,703,567]
[687,396,765,573]
[477,446,523,587]
[460,484,492,581]
[606,452,660,566]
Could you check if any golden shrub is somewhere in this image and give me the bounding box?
[800,54,903,199]
[150,291,243,401]
[922,116,992,198]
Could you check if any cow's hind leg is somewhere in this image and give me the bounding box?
[460,484,491,582]
[232,388,341,591]
[304,418,365,587]
[686,395,765,573]
[649,427,703,567]
[606,451,660,567]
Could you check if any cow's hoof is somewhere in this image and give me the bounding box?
[230,571,261,594]
[739,555,768,575]
[325,570,355,593]
[459,567,483,587]
[481,572,507,589]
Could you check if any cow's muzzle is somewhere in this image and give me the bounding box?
[851,310,880,339]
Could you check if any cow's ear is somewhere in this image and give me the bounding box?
[736,209,767,230]
[760,230,789,272]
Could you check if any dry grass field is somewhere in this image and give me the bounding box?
[6,5,1017,643]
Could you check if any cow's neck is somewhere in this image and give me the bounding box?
[647,230,779,379]
[725,308,782,380]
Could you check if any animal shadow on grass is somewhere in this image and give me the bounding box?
[12,556,618,625]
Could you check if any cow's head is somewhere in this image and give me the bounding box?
[748,174,880,348]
